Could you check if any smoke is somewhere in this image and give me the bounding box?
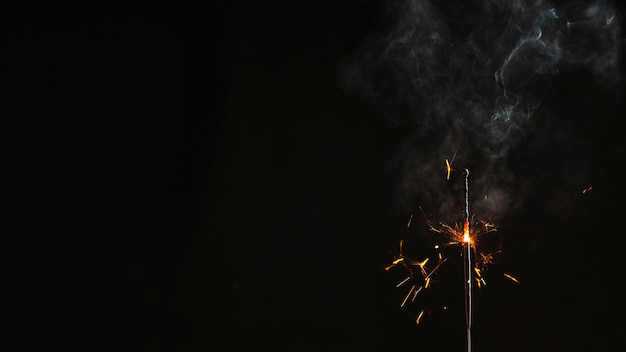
[339,0,622,221]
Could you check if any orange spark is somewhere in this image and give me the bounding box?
[418,258,430,277]
[503,273,521,284]
[411,286,423,302]
[474,267,482,277]
[463,220,470,243]
[478,251,499,267]
[401,285,416,307]
[384,257,404,271]
[445,150,458,180]
[400,285,424,308]
[474,268,485,288]
[415,310,425,325]
[582,186,593,194]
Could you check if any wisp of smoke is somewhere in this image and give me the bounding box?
[339,0,622,221]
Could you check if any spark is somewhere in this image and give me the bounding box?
[477,250,500,268]
[582,186,593,194]
[385,257,405,271]
[401,285,416,307]
[396,276,411,288]
[445,150,458,180]
[418,258,430,277]
[415,310,425,325]
[503,273,521,284]
[412,286,422,301]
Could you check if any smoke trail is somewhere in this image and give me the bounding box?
[339,0,622,220]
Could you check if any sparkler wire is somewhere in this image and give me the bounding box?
[463,169,473,352]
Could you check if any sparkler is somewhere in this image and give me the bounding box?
[385,165,520,350]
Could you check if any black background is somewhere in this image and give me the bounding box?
[6,1,626,351]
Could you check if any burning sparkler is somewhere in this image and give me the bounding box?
[385,167,520,351]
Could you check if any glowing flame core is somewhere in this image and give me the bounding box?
[463,220,470,244]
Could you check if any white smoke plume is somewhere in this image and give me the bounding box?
[340,0,622,221]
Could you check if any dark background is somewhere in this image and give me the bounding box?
[6,1,626,351]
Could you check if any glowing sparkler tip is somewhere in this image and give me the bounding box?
[463,220,470,243]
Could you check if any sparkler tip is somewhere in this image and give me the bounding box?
[463,220,470,243]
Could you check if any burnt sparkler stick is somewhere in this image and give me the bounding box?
[463,169,473,352]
